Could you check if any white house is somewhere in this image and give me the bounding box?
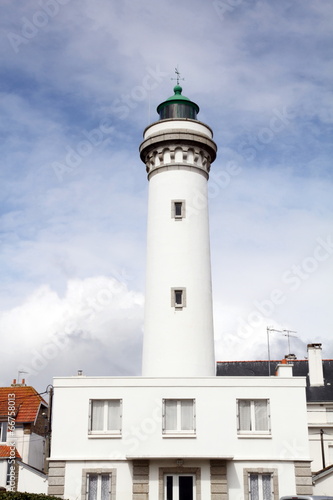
[48,83,314,499]
[0,380,48,492]
[217,343,333,495]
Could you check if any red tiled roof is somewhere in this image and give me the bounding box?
[0,445,21,459]
[0,386,47,424]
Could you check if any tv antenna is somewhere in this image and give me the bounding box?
[282,329,298,355]
[266,327,298,375]
[18,370,28,384]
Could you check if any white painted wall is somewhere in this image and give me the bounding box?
[62,458,301,500]
[51,377,309,460]
[228,461,297,498]
[307,402,333,471]
[142,117,216,377]
[308,344,324,386]
[64,461,136,500]
[49,375,310,499]
[0,460,7,489]
[17,463,48,493]
[143,119,213,139]
[28,434,45,471]
[143,167,215,377]
[313,473,333,495]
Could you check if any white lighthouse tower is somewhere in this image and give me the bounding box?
[140,81,217,377]
[48,78,313,500]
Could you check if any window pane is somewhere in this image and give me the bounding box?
[175,290,183,305]
[254,400,268,431]
[101,474,110,500]
[88,474,98,500]
[239,400,251,430]
[175,202,182,217]
[107,400,120,431]
[0,423,7,442]
[179,476,193,500]
[181,400,193,430]
[92,401,104,431]
[166,476,173,500]
[249,473,259,500]
[262,474,272,500]
[165,400,177,430]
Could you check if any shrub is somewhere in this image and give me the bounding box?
[0,493,65,500]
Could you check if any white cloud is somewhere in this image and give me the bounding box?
[0,0,332,390]
[0,276,144,391]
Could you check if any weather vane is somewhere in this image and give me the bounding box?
[171,66,184,86]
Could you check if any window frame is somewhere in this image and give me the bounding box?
[248,472,273,500]
[171,287,186,309]
[0,422,7,442]
[88,399,122,437]
[82,468,116,500]
[162,399,196,436]
[164,474,196,499]
[159,467,201,500]
[237,399,271,436]
[243,468,278,500]
[171,199,186,220]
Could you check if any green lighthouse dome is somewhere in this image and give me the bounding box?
[157,85,200,120]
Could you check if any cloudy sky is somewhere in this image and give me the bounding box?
[0,0,332,393]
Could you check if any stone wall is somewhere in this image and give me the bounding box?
[48,461,65,498]
[295,461,313,495]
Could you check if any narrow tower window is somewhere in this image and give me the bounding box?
[175,202,182,217]
[171,288,186,308]
[175,290,183,306]
[171,200,185,219]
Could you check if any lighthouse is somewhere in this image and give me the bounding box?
[140,82,217,377]
[48,78,314,500]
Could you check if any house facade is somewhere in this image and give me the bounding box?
[217,343,333,495]
[49,369,312,499]
[0,381,48,492]
[48,83,314,499]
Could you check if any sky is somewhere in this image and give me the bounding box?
[0,0,332,394]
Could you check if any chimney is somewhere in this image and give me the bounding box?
[307,343,324,386]
[285,353,297,361]
[276,358,294,377]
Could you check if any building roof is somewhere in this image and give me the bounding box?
[216,359,333,403]
[156,85,200,119]
[0,445,21,459]
[0,386,47,424]
[313,463,333,480]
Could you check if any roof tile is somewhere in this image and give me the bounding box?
[0,445,21,459]
[0,386,47,424]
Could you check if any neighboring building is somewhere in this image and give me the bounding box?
[312,464,333,496]
[217,343,333,495]
[48,83,314,499]
[0,380,48,492]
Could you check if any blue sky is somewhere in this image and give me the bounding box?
[0,0,332,392]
